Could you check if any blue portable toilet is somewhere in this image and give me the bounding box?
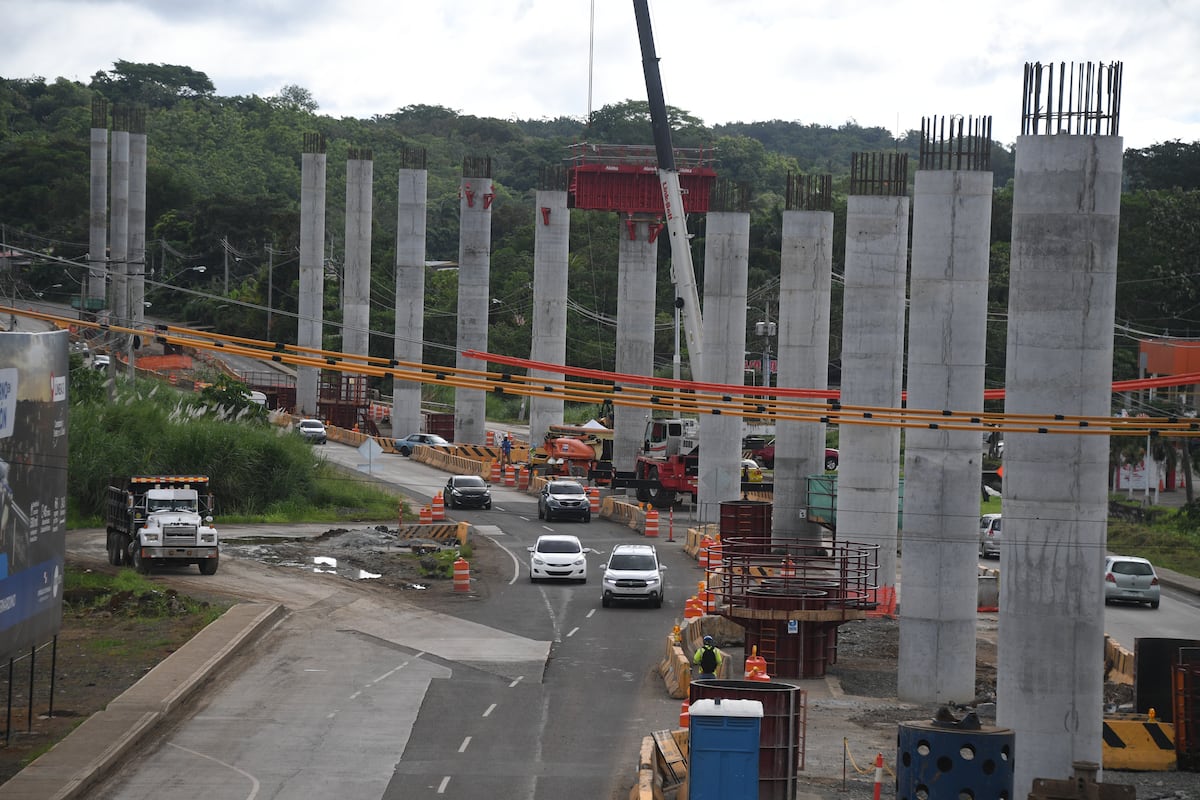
[688,697,763,800]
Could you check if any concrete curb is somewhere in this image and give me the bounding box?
[0,602,286,800]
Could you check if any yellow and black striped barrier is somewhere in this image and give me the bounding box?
[1102,713,1175,771]
[397,522,468,547]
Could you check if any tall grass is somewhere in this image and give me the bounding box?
[69,376,399,524]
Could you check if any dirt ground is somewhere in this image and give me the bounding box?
[0,530,1191,798]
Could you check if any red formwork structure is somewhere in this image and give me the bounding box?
[317,371,369,429]
[708,537,879,679]
[1175,647,1200,772]
[566,143,717,215]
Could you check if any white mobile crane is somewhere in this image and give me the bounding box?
[632,0,704,383]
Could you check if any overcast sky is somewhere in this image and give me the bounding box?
[4,0,1199,150]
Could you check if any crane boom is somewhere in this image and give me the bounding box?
[632,0,704,383]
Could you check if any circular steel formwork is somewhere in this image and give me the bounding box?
[896,719,1014,800]
[709,539,879,680]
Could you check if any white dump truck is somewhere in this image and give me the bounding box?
[106,475,220,574]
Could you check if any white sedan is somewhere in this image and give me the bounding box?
[528,534,588,583]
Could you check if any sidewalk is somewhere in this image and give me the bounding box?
[0,603,286,800]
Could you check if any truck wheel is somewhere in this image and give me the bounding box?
[199,557,219,576]
[635,485,651,502]
[131,546,151,575]
[649,488,675,508]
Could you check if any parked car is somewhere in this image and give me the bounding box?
[444,475,492,509]
[528,534,587,583]
[601,543,665,608]
[1104,555,1161,609]
[537,480,591,522]
[740,437,839,471]
[740,459,764,483]
[395,432,449,456]
[296,418,327,444]
[979,513,1002,559]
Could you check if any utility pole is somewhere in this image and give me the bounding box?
[755,307,776,388]
[266,243,274,337]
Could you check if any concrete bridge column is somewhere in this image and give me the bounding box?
[297,133,327,416]
[613,217,658,476]
[899,121,993,703]
[774,180,834,546]
[698,207,749,525]
[87,98,108,313]
[528,181,570,447]
[343,151,373,413]
[392,153,428,439]
[999,63,1124,795]
[835,161,909,600]
[454,161,493,445]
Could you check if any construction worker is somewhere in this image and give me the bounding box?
[693,635,722,679]
[501,434,512,467]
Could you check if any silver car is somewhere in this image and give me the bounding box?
[978,513,1001,559]
[1104,555,1161,609]
[601,544,664,608]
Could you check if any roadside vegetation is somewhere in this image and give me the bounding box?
[1108,497,1200,577]
[68,358,402,526]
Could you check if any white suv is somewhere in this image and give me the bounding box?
[601,544,664,608]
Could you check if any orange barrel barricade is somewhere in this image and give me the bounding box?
[781,557,796,578]
[453,557,471,592]
[684,596,702,619]
[698,536,712,570]
[587,486,600,512]
[645,509,660,537]
[708,535,722,568]
[517,466,530,490]
[700,581,716,613]
[419,505,433,525]
[679,700,690,729]
[486,430,495,445]
[431,492,445,521]
[490,461,502,482]
[504,464,517,487]
[745,645,771,681]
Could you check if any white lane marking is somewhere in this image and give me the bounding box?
[169,742,261,799]
[586,609,596,618]
[458,736,471,753]
[567,626,580,637]
[437,776,451,793]
[482,703,497,717]
[348,691,361,700]
[509,676,524,688]
[484,532,524,585]
[371,655,422,685]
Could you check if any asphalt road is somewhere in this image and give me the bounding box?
[82,446,692,800]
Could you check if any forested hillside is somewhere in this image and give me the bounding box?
[2,62,1198,399]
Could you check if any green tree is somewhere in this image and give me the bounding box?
[90,61,215,108]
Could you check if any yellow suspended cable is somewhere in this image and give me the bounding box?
[19,306,1200,438]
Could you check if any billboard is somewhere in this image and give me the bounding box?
[0,330,68,662]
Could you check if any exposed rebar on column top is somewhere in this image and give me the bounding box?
[919,115,992,171]
[786,173,833,211]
